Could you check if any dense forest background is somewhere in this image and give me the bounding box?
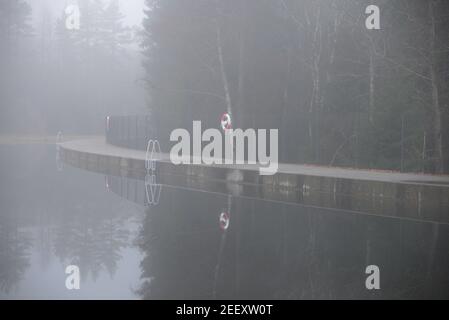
[142,0,449,174]
[1,0,449,173]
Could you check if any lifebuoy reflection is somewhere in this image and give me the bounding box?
[213,194,232,298]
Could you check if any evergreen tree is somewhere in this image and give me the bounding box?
[53,0,136,132]
[0,0,33,132]
[141,0,449,173]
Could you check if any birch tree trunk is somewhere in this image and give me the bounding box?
[368,46,375,124]
[309,6,322,162]
[429,0,443,172]
[215,18,233,120]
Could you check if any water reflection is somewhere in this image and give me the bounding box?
[0,145,142,299]
[131,182,449,299]
[1,144,448,299]
[0,213,32,294]
[145,174,162,206]
[105,174,163,207]
[213,195,232,299]
[53,208,131,281]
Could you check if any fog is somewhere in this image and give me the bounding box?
[2,0,448,172]
[1,0,449,301]
[1,0,147,135]
[29,0,145,27]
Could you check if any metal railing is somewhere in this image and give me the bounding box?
[105,114,222,153]
[106,115,159,151]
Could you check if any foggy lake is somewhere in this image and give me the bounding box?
[2,0,449,302]
[1,144,448,299]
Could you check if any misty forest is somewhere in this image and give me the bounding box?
[2,0,449,173]
[2,0,449,301]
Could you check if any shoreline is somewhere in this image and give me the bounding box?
[59,137,449,224]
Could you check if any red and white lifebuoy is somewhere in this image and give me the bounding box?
[220,113,232,131]
[219,212,230,231]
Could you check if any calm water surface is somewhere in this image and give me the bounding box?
[0,145,143,299]
[1,144,448,299]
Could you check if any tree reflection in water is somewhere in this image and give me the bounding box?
[137,187,226,299]
[136,186,449,300]
[53,202,132,282]
[0,145,143,297]
[0,213,32,294]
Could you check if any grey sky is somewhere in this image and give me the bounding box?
[118,0,146,26]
